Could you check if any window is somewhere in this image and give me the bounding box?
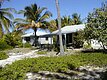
[25,37,30,42]
[46,37,48,40]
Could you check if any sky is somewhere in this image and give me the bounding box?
[2,0,104,21]
[2,0,105,33]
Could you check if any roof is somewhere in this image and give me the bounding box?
[21,24,85,37]
[21,28,51,37]
[52,24,85,35]
[21,33,34,37]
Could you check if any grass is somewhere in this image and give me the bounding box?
[0,52,107,79]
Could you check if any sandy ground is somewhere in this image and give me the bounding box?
[0,50,46,67]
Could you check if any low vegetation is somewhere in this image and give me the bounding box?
[0,52,9,60]
[37,51,47,54]
[23,42,32,48]
[0,52,107,79]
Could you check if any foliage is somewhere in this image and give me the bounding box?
[73,30,84,48]
[48,20,58,32]
[61,16,72,27]
[14,3,52,46]
[23,42,32,48]
[49,13,82,32]
[0,52,9,60]
[2,33,16,47]
[1,31,22,48]
[83,41,92,49]
[0,5,14,38]
[0,53,107,79]
[37,51,47,54]
[0,38,12,50]
[84,2,107,49]
[71,13,82,25]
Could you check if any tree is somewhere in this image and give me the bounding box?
[71,13,82,25]
[0,3,14,38]
[49,20,58,32]
[55,0,64,55]
[15,3,52,46]
[84,2,107,50]
[61,16,72,27]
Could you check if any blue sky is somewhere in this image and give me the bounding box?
[2,0,104,21]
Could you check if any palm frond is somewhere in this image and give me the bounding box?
[1,16,11,33]
[31,3,37,13]
[39,11,52,21]
[14,18,29,24]
[0,23,3,38]
[1,11,14,19]
[0,8,16,13]
[37,7,47,15]
[17,10,25,14]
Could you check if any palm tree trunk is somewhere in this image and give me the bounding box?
[55,0,64,55]
[34,27,37,47]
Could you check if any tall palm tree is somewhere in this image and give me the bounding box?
[55,0,64,55]
[15,3,52,46]
[0,7,14,38]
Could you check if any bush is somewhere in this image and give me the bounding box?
[0,39,12,50]
[72,30,84,48]
[0,53,107,79]
[24,42,32,48]
[17,42,23,48]
[0,52,9,60]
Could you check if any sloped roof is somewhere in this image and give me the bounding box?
[21,24,85,37]
[52,24,85,35]
[21,28,50,37]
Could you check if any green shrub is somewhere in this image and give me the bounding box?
[17,42,23,48]
[0,39,12,50]
[0,52,9,60]
[0,53,107,79]
[24,42,32,48]
[37,51,47,54]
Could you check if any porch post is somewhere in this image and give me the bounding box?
[64,34,67,49]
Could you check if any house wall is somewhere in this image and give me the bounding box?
[22,36,53,45]
[91,39,107,49]
[38,37,53,44]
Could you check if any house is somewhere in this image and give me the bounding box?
[21,24,106,49]
[21,28,53,46]
[51,24,85,48]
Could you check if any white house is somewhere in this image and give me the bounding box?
[21,28,53,46]
[21,24,106,49]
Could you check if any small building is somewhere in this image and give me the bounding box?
[51,24,106,49]
[21,24,106,49]
[21,28,53,46]
[52,24,85,48]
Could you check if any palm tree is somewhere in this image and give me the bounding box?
[49,19,58,32]
[0,7,14,38]
[71,13,82,25]
[55,0,64,55]
[15,3,52,46]
[61,15,72,27]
